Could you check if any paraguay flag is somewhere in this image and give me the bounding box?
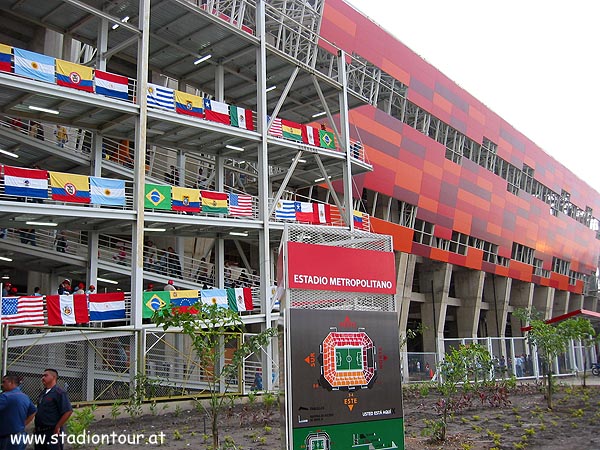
[3,165,48,198]
[0,43,12,73]
[13,48,55,83]
[89,292,126,321]
[90,176,125,206]
[56,59,93,92]
[95,69,128,100]
[203,98,230,125]
[170,289,200,314]
[50,172,90,203]
[171,186,200,212]
[175,90,204,118]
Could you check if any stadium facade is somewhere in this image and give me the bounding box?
[0,0,598,397]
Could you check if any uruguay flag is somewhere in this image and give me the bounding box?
[90,176,125,206]
[13,48,55,83]
[147,83,174,111]
[95,69,129,100]
[3,165,48,198]
[89,292,126,321]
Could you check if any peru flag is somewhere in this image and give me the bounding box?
[46,294,90,325]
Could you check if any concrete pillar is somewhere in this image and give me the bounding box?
[484,274,511,338]
[420,262,451,359]
[454,269,484,338]
[568,293,584,312]
[508,280,534,337]
[396,252,416,380]
[553,289,569,315]
[532,285,553,319]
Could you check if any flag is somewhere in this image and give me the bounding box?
[313,203,332,224]
[55,59,93,92]
[228,193,253,216]
[268,116,283,137]
[281,119,303,141]
[230,105,254,130]
[90,176,125,206]
[1,296,44,326]
[95,69,128,100]
[3,165,48,198]
[294,201,314,222]
[0,44,12,73]
[144,183,171,210]
[319,129,336,149]
[227,288,253,312]
[147,83,174,111]
[143,291,171,318]
[353,210,365,230]
[46,294,89,325]
[89,292,126,321]
[50,172,90,203]
[170,289,200,314]
[175,90,204,118]
[201,190,228,214]
[203,98,230,125]
[301,125,321,146]
[171,186,200,212]
[201,289,228,308]
[275,200,296,220]
[13,48,55,83]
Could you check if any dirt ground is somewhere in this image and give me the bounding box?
[76,378,600,449]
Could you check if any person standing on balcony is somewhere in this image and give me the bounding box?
[54,125,68,149]
[165,246,181,278]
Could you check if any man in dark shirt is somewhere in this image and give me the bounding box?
[34,369,72,450]
[0,375,36,450]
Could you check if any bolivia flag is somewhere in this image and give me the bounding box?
[203,98,230,125]
[95,69,128,100]
[227,287,254,312]
[144,183,171,210]
[56,59,94,92]
[175,90,204,118]
[89,292,126,321]
[0,43,12,73]
[171,186,200,212]
[143,291,170,318]
[230,105,254,130]
[201,289,229,308]
[281,119,302,142]
[201,190,228,214]
[46,294,90,325]
[50,172,90,203]
[170,289,200,313]
[3,165,48,198]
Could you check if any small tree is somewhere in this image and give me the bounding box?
[153,303,277,449]
[561,317,597,388]
[428,343,492,442]
[514,308,596,408]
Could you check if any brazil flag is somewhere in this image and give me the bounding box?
[143,291,171,318]
[144,183,171,210]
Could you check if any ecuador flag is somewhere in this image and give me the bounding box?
[172,186,200,212]
[201,190,228,214]
[144,183,171,210]
[56,59,93,92]
[175,90,204,118]
[50,172,90,203]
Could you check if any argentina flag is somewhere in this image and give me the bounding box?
[90,176,126,206]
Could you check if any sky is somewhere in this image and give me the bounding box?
[346,0,600,195]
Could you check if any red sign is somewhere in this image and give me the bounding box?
[287,242,396,294]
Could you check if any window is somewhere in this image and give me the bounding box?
[512,242,535,265]
[412,218,434,246]
[449,231,468,255]
[398,200,417,228]
[552,257,570,275]
[533,258,550,277]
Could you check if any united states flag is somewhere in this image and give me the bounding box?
[229,193,253,216]
[1,296,45,326]
[267,116,283,137]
